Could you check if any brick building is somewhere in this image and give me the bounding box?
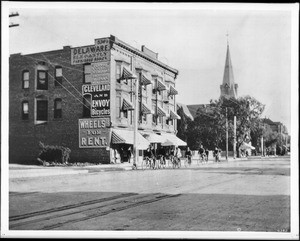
[9,35,186,165]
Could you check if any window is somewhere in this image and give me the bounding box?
[123,110,128,119]
[22,101,29,120]
[55,66,62,87]
[54,98,62,118]
[83,95,91,117]
[36,100,48,121]
[116,96,121,118]
[37,70,48,90]
[22,70,29,89]
[83,64,91,83]
[116,62,121,81]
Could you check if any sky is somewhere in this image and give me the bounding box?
[4,2,298,133]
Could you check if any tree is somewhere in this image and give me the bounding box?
[186,95,265,156]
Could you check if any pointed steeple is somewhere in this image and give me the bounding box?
[220,38,238,99]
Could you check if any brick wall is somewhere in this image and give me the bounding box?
[9,48,110,164]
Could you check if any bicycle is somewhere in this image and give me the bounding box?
[172,156,181,169]
[184,155,192,168]
[157,155,166,169]
[142,156,153,170]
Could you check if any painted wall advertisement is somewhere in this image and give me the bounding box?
[91,62,110,84]
[82,84,110,117]
[79,118,110,148]
[71,38,110,65]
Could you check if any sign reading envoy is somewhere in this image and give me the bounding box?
[79,118,110,148]
[82,84,110,117]
[71,38,110,65]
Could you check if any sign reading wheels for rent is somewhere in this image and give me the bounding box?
[79,118,110,148]
[71,38,110,65]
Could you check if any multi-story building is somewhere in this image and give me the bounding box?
[9,35,185,164]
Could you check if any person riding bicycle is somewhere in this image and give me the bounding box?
[198,144,205,162]
[213,147,220,162]
[174,147,182,166]
[186,147,192,164]
[144,145,155,165]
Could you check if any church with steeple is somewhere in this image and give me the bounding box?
[220,41,238,99]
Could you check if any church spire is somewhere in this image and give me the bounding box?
[220,34,238,99]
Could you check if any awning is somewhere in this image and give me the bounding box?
[156,79,167,91]
[240,142,255,150]
[160,133,187,146]
[122,98,134,111]
[169,110,181,120]
[141,103,152,114]
[157,106,167,117]
[140,131,166,143]
[140,73,152,86]
[111,129,150,150]
[121,67,137,80]
[169,85,178,96]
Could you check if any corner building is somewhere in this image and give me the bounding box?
[9,35,185,164]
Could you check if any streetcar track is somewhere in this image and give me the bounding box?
[42,193,181,230]
[10,193,181,230]
[10,192,137,222]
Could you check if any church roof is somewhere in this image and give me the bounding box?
[221,43,237,98]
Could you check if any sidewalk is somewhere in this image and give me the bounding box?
[9,162,133,179]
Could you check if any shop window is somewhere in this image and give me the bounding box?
[36,100,48,122]
[22,70,29,89]
[55,66,62,87]
[54,98,62,118]
[37,70,48,90]
[83,64,91,83]
[82,95,91,117]
[22,101,29,120]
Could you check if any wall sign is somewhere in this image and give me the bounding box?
[71,38,111,65]
[91,62,110,84]
[79,118,110,148]
[82,84,110,117]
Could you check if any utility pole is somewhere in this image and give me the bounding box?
[225,107,228,161]
[233,115,236,159]
[133,76,139,169]
[9,12,19,28]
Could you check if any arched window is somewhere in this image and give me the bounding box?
[55,66,62,87]
[22,70,29,89]
[21,101,29,120]
[54,98,62,118]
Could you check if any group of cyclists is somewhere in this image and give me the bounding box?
[142,144,222,169]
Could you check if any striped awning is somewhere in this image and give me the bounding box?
[169,85,178,96]
[169,110,181,120]
[122,98,134,111]
[157,106,167,117]
[140,73,152,86]
[121,67,137,80]
[111,128,150,150]
[140,131,166,143]
[161,133,187,146]
[157,79,167,91]
[141,103,152,114]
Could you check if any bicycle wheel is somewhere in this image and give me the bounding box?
[142,158,150,170]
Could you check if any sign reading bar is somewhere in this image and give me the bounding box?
[82,84,110,117]
[71,38,111,65]
[79,118,110,148]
